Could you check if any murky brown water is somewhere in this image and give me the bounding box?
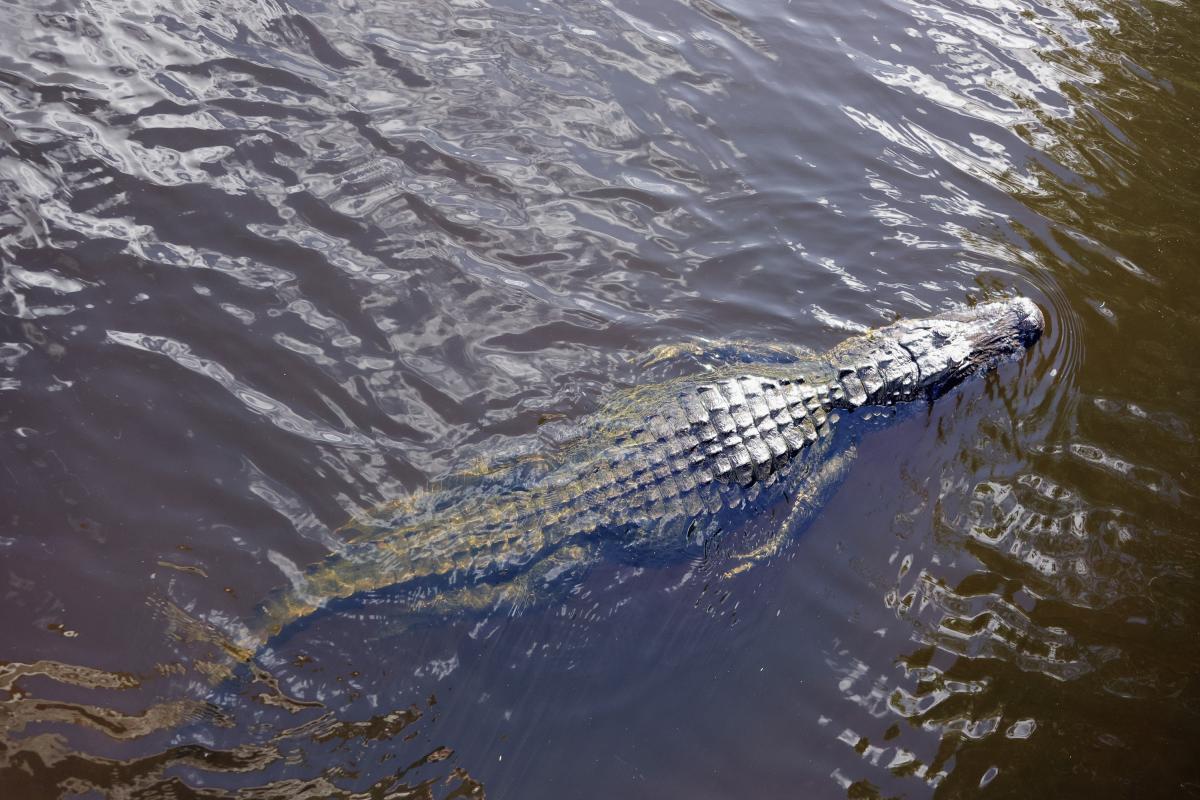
[1,0,1197,797]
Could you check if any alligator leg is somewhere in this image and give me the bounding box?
[637,339,815,372]
[338,453,562,540]
[437,451,559,490]
[722,444,858,579]
[402,542,599,619]
[721,497,805,579]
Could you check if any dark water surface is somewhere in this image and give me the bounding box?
[2,0,1198,796]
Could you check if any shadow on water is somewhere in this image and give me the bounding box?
[1,0,1198,796]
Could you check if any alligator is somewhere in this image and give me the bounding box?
[234,297,1043,655]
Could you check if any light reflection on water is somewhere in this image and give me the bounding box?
[1,0,1198,795]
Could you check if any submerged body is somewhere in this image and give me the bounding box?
[244,298,1043,651]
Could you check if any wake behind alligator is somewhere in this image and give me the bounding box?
[230,298,1043,658]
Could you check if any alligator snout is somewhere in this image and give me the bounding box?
[963,296,1045,353]
[1011,296,1045,349]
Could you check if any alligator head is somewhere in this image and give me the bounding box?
[832,297,1044,407]
[888,297,1043,398]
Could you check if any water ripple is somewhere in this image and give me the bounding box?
[3,0,1199,794]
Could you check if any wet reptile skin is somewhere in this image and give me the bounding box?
[241,298,1043,651]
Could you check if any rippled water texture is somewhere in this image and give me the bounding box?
[2,0,1198,796]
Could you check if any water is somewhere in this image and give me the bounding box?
[1,0,1197,796]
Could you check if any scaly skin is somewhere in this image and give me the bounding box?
[244,298,1043,651]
